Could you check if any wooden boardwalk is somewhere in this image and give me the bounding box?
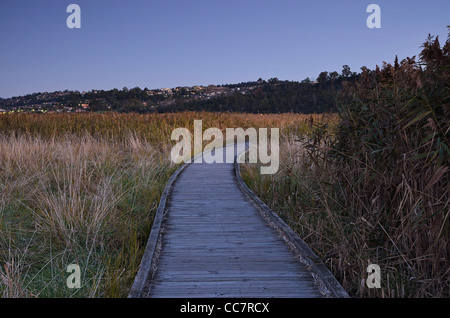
[129,143,348,298]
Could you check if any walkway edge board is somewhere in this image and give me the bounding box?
[128,162,190,298]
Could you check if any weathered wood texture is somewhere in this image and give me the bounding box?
[131,143,348,298]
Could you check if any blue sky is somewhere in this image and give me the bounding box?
[0,0,448,98]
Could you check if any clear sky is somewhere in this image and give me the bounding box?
[0,0,448,98]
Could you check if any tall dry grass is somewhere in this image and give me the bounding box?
[0,133,174,297]
[241,33,449,297]
[0,111,319,297]
[0,112,319,142]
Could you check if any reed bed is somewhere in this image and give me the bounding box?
[0,133,174,297]
[2,33,446,298]
[0,111,319,297]
[241,34,449,298]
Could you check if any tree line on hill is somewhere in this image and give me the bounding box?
[164,76,348,114]
[1,65,365,114]
[161,65,362,114]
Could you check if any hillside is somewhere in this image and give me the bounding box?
[0,67,361,115]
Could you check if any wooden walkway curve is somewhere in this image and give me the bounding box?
[129,143,348,298]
